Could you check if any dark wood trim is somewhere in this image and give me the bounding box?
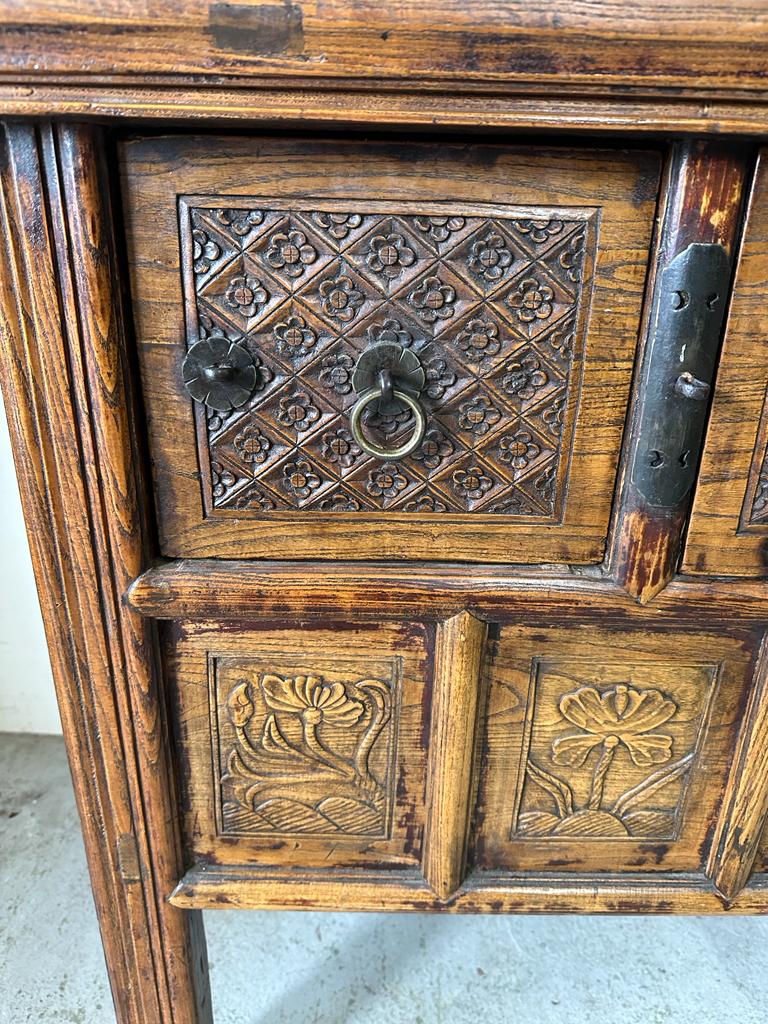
[1,84,768,135]
[608,142,752,604]
[127,559,768,627]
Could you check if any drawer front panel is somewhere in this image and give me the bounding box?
[166,621,431,871]
[473,623,755,875]
[122,137,660,562]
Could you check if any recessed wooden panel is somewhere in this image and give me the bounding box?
[473,624,755,875]
[165,620,431,871]
[684,149,768,576]
[122,136,660,562]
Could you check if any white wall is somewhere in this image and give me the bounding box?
[0,395,60,733]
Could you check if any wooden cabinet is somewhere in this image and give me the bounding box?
[3,4,768,1023]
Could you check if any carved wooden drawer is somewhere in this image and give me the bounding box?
[122,136,660,563]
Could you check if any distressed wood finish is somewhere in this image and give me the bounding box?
[610,142,750,603]
[122,135,659,563]
[422,612,488,900]
[127,560,768,625]
[164,620,432,873]
[169,866,768,915]
[4,5,768,1020]
[0,1,767,97]
[3,85,768,137]
[475,621,757,875]
[684,150,768,577]
[0,123,212,1024]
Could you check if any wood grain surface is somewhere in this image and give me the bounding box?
[0,0,767,97]
[0,123,212,1024]
[122,134,659,564]
[422,612,488,899]
[684,149,768,577]
[609,142,750,603]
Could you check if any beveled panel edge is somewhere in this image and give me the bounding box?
[168,864,768,914]
[125,559,768,624]
[2,85,768,135]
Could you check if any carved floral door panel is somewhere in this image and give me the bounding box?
[165,621,431,872]
[121,136,660,562]
[472,623,757,875]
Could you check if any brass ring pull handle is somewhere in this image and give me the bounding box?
[349,385,427,459]
[349,341,428,460]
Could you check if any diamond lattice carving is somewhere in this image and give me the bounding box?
[182,203,591,515]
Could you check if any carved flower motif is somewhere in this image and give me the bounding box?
[282,459,322,498]
[507,277,554,323]
[192,228,220,275]
[265,229,318,278]
[233,486,276,511]
[314,491,364,512]
[213,208,264,237]
[542,394,566,436]
[262,673,364,726]
[408,275,457,322]
[319,275,364,322]
[412,215,466,244]
[277,391,321,432]
[547,319,575,359]
[423,357,457,400]
[559,232,586,283]
[457,395,502,436]
[211,461,237,499]
[367,463,409,499]
[552,684,676,768]
[224,275,269,318]
[455,318,501,361]
[311,211,363,240]
[498,430,540,471]
[363,408,410,437]
[318,352,355,395]
[321,427,361,468]
[366,232,417,279]
[754,471,768,520]
[366,318,417,348]
[233,425,272,465]
[403,493,449,513]
[534,464,556,506]
[412,428,454,470]
[468,232,514,282]
[501,354,548,401]
[274,314,317,357]
[452,466,494,500]
[513,218,564,245]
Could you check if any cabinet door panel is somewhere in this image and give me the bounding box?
[473,624,755,875]
[166,621,431,872]
[122,136,660,563]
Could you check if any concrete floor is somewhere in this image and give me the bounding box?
[2,733,768,1024]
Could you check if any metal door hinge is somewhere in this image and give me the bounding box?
[630,242,731,509]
